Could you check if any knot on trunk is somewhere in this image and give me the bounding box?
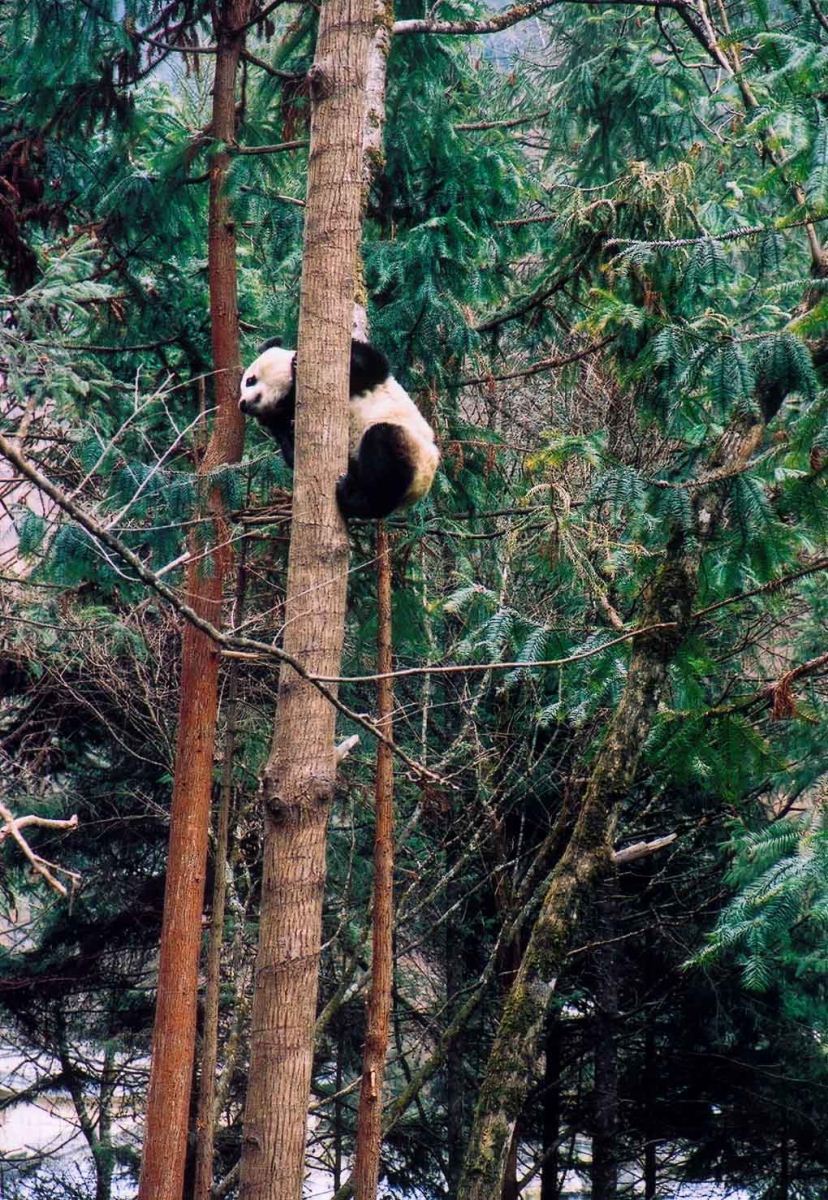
[307,63,333,102]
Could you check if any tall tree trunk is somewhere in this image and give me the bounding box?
[352,523,395,1200]
[238,4,375,1197]
[192,551,247,1200]
[95,1043,116,1200]
[137,7,249,1200]
[591,887,619,1200]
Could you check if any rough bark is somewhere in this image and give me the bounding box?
[352,523,395,1200]
[137,8,249,1200]
[237,4,375,1197]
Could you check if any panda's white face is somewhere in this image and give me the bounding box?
[238,345,295,416]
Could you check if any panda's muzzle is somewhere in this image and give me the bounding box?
[239,392,261,414]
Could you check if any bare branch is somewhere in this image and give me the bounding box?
[0,802,79,897]
[394,0,674,36]
[231,139,309,155]
[612,833,677,865]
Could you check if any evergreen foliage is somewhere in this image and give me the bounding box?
[0,0,827,1196]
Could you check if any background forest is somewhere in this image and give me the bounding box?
[1,0,827,1198]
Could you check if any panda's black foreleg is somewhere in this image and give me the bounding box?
[257,407,295,467]
[336,423,415,520]
[273,423,295,468]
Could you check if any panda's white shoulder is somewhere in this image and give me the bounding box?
[350,377,435,445]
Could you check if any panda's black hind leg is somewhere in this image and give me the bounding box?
[336,423,415,519]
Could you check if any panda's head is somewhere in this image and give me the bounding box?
[238,337,296,416]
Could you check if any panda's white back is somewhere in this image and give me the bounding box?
[349,376,440,502]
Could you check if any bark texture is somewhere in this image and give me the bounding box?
[238,4,375,1197]
[137,8,249,1200]
[352,524,395,1200]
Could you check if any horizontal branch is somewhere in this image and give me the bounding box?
[315,621,679,683]
[394,0,675,36]
[606,210,828,251]
[612,832,677,865]
[240,49,299,80]
[231,139,308,155]
[455,109,550,131]
[457,335,614,386]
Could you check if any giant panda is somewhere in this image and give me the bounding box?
[238,337,439,520]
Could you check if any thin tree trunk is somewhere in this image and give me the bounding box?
[238,4,375,1197]
[780,1131,790,1200]
[137,7,249,1200]
[95,1043,116,1200]
[352,523,395,1200]
[192,551,247,1200]
[643,916,657,1200]
[333,1011,345,1194]
[591,887,619,1200]
[501,1127,519,1200]
[643,1017,657,1200]
[445,882,466,1198]
[540,1012,561,1200]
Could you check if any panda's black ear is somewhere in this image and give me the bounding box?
[258,336,283,353]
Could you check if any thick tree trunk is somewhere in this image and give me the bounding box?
[238,5,375,1198]
[352,524,395,1200]
[137,8,248,1200]
[591,888,619,1200]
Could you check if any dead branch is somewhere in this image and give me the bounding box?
[0,801,80,896]
[611,833,677,865]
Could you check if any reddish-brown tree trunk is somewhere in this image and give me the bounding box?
[352,524,395,1200]
[238,4,375,1197]
[137,7,249,1200]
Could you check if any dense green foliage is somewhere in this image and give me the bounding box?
[0,1,826,1198]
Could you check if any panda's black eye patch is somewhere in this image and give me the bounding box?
[245,375,257,387]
